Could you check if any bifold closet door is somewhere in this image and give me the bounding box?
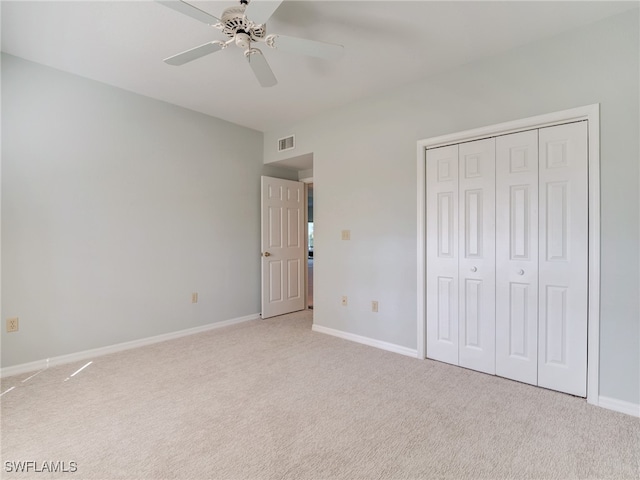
[495,130,539,385]
[538,122,588,397]
[458,138,496,375]
[426,144,459,366]
[426,121,588,397]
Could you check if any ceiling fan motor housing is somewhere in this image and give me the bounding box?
[220,5,266,44]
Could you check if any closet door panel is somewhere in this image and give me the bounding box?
[538,122,588,397]
[495,130,539,385]
[458,138,496,374]
[426,145,459,365]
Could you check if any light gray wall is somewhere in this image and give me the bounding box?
[1,53,278,367]
[264,11,640,404]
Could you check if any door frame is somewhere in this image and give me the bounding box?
[416,104,600,405]
[301,178,313,310]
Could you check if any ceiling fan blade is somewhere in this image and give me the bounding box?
[157,0,220,25]
[164,41,225,66]
[244,0,284,25]
[246,49,277,88]
[267,34,343,60]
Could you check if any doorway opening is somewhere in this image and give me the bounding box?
[261,152,314,317]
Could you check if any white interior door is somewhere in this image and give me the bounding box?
[458,138,496,375]
[537,122,588,396]
[496,130,539,385]
[261,176,306,319]
[426,145,459,365]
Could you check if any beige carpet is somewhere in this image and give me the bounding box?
[1,310,638,479]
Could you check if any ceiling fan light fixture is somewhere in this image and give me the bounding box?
[235,32,252,49]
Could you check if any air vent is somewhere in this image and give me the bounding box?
[278,135,295,152]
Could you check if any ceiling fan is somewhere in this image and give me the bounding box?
[158,0,344,87]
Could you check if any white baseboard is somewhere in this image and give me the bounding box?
[598,396,640,418]
[312,324,418,358]
[1,313,260,378]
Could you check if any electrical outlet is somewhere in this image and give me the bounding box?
[341,296,348,306]
[191,292,198,303]
[341,230,351,241]
[372,301,379,313]
[6,317,19,333]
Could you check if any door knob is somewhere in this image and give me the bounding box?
[517,269,525,275]
[470,266,477,272]
[263,252,271,257]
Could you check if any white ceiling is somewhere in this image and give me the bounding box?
[2,1,637,132]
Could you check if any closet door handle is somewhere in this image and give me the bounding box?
[517,269,525,275]
[470,266,478,273]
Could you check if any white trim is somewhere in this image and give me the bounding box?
[585,107,601,405]
[416,141,426,360]
[304,182,310,310]
[598,396,640,418]
[0,313,260,378]
[417,104,601,405]
[312,324,418,358]
[418,105,598,150]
